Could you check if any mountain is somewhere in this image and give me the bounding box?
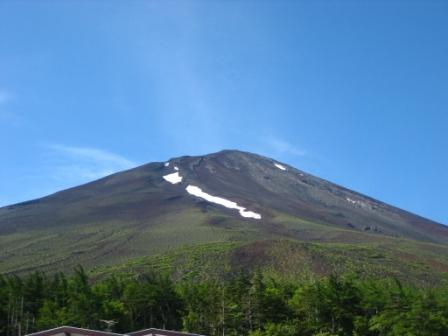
[1,150,447,283]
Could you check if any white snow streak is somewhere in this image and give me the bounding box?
[163,172,182,184]
[164,162,169,167]
[174,166,179,171]
[346,197,357,205]
[346,197,369,209]
[185,185,261,219]
[274,163,286,171]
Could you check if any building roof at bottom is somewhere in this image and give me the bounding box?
[127,328,205,336]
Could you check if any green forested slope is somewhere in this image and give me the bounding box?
[2,267,448,336]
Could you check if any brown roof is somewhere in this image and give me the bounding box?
[26,327,205,336]
[127,328,204,336]
[26,326,125,336]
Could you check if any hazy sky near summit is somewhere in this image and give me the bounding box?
[1,0,447,223]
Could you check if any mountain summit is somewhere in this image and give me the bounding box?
[1,150,447,279]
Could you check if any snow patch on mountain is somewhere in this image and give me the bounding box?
[274,163,286,171]
[346,197,370,210]
[186,185,261,219]
[163,172,182,184]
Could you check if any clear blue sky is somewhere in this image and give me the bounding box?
[1,1,447,224]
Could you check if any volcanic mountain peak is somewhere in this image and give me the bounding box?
[161,151,269,220]
[0,149,447,275]
[154,149,446,241]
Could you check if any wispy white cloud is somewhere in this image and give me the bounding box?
[264,136,306,157]
[46,144,137,183]
[0,145,138,207]
[49,144,135,168]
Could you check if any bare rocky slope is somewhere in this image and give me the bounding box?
[1,150,447,282]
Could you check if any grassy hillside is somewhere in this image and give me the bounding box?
[2,206,448,286]
[91,238,448,287]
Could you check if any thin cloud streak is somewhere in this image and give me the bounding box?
[45,144,137,184]
[49,144,136,168]
[0,144,136,207]
[264,137,307,157]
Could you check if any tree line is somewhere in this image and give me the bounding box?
[1,266,448,336]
